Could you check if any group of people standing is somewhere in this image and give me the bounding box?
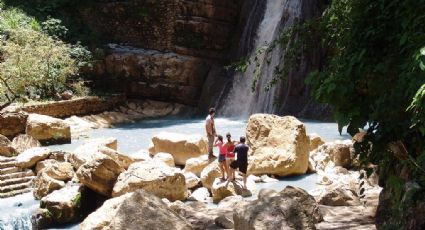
[205,108,249,188]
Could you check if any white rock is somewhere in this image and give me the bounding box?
[149,132,208,165]
[188,187,210,202]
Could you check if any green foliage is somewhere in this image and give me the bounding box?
[0,6,91,107]
[72,193,82,210]
[42,17,68,39]
[240,0,425,228]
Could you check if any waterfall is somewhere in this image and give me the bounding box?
[221,0,304,117]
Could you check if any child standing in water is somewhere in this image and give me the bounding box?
[214,135,228,180]
[224,133,236,181]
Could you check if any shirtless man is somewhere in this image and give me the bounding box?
[205,108,216,160]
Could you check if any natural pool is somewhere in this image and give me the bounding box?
[0,117,349,230]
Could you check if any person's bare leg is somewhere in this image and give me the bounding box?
[242,173,247,189]
[226,159,231,179]
[219,162,225,179]
[228,167,234,181]
[224,162,229,179]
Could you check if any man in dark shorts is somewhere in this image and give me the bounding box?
[229,136,249,188]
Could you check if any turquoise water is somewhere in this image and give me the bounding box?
[1,117,348,230]
[51,118,348,155]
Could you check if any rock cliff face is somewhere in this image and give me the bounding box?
[82,0,244,106]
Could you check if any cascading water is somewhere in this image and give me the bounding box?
[0,193,38,230]
[221,0,306,118]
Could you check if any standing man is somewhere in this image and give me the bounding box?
[205,107,216,160]
[229,136,249,189]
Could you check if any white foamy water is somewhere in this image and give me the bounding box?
[0,192,38,230]
[222,0,287,116]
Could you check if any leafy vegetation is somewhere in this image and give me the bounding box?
[0,3,91,109]
[233,0,425,228]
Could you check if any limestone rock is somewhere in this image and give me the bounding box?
[246,114,310,176]
[153,152,175,167]
[71,144,133,170]
[149,132,208,165]
[33,172,66,199]
[217,195,244,209]
[233,186,322,230]
[318,188,360,206]
[11,134,41,153]
[31,208,54,230]
[316,174,333,185]
[132,149,152,162]
[310,140,354,172]
[211,178,254,203]
[183,155,210,177]
[309,133,325,151]
[36,159,74,181]
[260,175,279,183]
[16,147,50,169]
[112,161,188,201]
[26,114,71,145]
[48,150,72,162]
[184,172,201,189]
[215,215,234,229]
[40,184,81,224]
[200,161,221,190]
[83,137,118,150]
[188,187,210,202]
[0,112,27,138]
[80,190,192,230]
[0,134,16,157]
[76,154,124,197]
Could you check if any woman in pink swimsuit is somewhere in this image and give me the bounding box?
[214,135,228,180]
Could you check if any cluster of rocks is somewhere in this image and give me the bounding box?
[1,112,382,229]
[0,98,194,143]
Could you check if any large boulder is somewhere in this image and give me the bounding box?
[33,172,66,199]
[112,161,188,201]
[153,152,175,167]
[0,134,16,157]
[246,114,310,176]
[211,178,255,203]
[76,154,124,197]
[200,161,221,190]
[233,186,322,230]
[310,140,354,172]
[80,190,192,230]
[70,144,133,170]
[149,132,208,165]
[40,184,82,224]
[16,147,51,169]
[183,155,210,177]
[36,159,74,181]
[0,112,27,138]
[26,114,71,145]
[11,134,41,153]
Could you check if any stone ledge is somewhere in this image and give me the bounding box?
[14,96,125,119]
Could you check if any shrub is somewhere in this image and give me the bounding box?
[0,7,91,109]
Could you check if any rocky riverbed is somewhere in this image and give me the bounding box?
[0,110,380,230]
